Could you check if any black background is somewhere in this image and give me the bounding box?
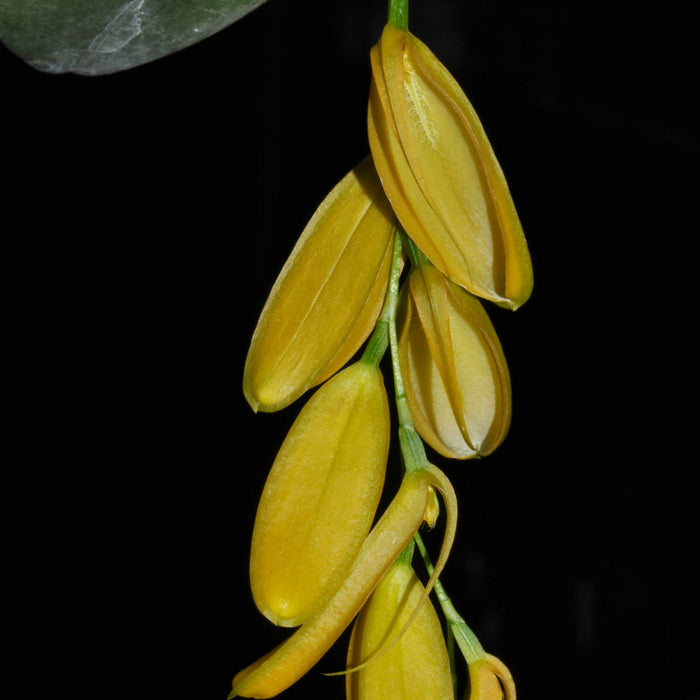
[3,0,698,698]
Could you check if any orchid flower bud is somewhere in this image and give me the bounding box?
[250,360,391,627]
[346,550,453,699]
[465,654,516,700]
[398,260,511,459]
[230,465,457,699]
[244,156,396,413]
[368,23,533,309]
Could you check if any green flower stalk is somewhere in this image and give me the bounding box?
[414,533,516,700]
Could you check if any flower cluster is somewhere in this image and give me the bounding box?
[230,11,531,700]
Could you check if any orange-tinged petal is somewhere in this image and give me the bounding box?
[466,654,516,700]
[368,24,533,309]
[231,465,457,699]
[243,156,395,412]
[346,558,453,699]
[423,486,440,528]
[399,263,511,458]
[250,361,390,627]
[400,290,469,458]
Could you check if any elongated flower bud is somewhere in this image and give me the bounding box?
[346,553,453,699]
[250,361,391,627]
[398,261,511,459]
[230,465,457,699]
[243,156,396,413]
[368,23,533,309]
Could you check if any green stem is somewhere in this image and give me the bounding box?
[362,229,427,476]
[385,231,429,475]
[360,315,389,366]
[413,532,486,664]
[361,232,404,366]
[402,231,429,269]
[387,0,409,30]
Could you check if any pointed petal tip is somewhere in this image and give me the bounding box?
[496,286,533,311]
[244,380,296,413]
[243,389,261,414]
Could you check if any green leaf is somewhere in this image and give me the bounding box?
[0,0,269,75]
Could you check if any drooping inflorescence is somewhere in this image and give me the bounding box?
[231,3,532,698]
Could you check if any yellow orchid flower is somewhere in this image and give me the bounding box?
[243,156,396,413]
[465,654,516,700]
[398,255,511,459]
[346,545,453,700]
[250,360,391,627]
[230,464,457,699]
[368,23,533,309]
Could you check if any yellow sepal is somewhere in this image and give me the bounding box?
[346,558,453,699]
[398,262,511,459]
[250,361,390,627]
[368,24,533,309]
[243,156,396,412]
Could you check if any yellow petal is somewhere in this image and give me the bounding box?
[250,361,390,627]
[400,290,470,458]
[423,486,440,529]
[244,156,396,412]
[466,654,516,700]
[368,24,533,309]
[399,263,511,458]
[346,559,453,700]
[231,465,456,699]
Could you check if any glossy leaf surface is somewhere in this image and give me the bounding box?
[0,0,267,75]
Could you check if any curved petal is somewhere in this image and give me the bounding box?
[466,654,517,700]
[231,468,436,699]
